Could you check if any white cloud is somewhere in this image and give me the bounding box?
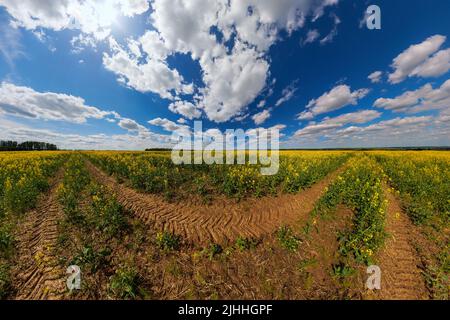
[374,79,450,113]
[103,0,339,122]
[118,118,140,131]
[1,0,343,126]
[148,117,190,133]
[275,81,298,107]
[168,100,201,119]
[298,84,369,120]
[70,33,97,53]
[252,109,271,125]
[295,109,381,137]
[388,35,447,84]
[198,42,269,122]
[410,48,450,78]
[0,82,112,123]
[319,13,340,45]
[103,37,193,99]
[286,113,450,148]
[0,0,150,40]
[368,71,382,83]
[303,29,320,45]
[0,119,173,151]
[0,18,24,67]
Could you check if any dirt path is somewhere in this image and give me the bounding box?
[87,161,343,246]
[11,169,66,300]
[367,185,429,300]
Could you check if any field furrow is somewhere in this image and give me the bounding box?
[369,185,429,300]
[86,160,343,246]
[11,168,66,300]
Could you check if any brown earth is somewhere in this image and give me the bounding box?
[11,169,66,300]
[365,185,429,300]
[86,161,343,246]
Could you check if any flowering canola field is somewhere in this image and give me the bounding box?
[0,150,448,300]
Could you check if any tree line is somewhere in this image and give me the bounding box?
[0,140,58,151]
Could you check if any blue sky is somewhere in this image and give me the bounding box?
[0,0,449,149]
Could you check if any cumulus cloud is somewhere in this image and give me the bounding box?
[168,100,201,119]
[0,82,112,123]
[118,118,140,131]
[368,71,382,83]
[148,117,191,135]
[374,79,450,113]
[286,112,450,148]
[1,0,339,123]
[252,109,271,125]
[298,84,369,120]
[410,48,450,78]
[295,109,381,137]
[103,0,338,122]
[388,35,449,84]
[0,0,149,40]
[103,37,194,100]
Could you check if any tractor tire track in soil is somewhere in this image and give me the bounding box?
[367,185,429,300]
[11,168,66,300]
[86,161,343,246]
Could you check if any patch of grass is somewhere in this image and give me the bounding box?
[277,226,301,252]
[109,265,141,299]
[155,231,181,251]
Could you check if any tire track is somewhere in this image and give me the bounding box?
[368,185,429,300]
[12,168,66,300]
[87,161,343,246]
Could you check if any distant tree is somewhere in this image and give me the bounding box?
[0,140,58,151]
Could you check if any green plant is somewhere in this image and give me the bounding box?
[109,266,140,299]
[277,226,300,252]
[155,231,181,251]
[203,243,223,260]
[72,245,111,273]
[312,156,387,265]
[90,186,128,237]
[235,237,258,251]
[331,262,355,279]
[0,224,14,257]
